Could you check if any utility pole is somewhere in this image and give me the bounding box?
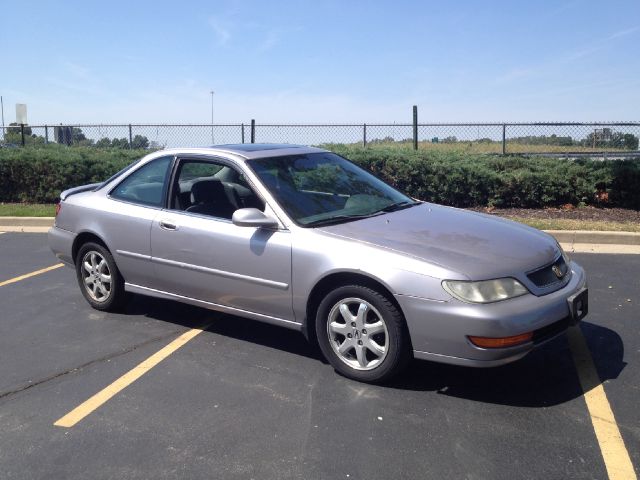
[210,90,215,144]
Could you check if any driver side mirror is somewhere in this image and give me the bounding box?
[232,208,279,229]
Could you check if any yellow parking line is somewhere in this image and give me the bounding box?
[0,263,64,287]
[568,326,637,480]
[54,323,212,428]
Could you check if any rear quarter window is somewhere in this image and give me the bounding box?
[110,156,173,207]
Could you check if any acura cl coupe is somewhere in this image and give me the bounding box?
[49,144,588,382]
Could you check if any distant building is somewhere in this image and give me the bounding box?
[55,126,72,145]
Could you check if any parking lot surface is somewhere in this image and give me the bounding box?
[0,233,638,479]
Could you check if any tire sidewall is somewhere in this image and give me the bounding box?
[315,285,409,383]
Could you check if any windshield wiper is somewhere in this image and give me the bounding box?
[304,201,421,227]
[378,200,420,213]
[303,213,380,227]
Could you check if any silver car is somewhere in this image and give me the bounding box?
[49,144,588,383]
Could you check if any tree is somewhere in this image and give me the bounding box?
[91,135,149,149]
[131,134,149,149]
[621,133,639,150]
[71,127,87,143]
[5,122,33,136]
[582,130,639,150]
[110,138,129,149]
[95,137,112,148]
[70,127,95,146]
[2,122,43,145]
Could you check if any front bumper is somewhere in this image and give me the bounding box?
[396,262,587,367]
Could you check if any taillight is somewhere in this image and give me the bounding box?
[55,202,62,217]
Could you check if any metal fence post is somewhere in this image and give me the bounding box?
[20,123,25,146]
[241,123,245,144]
[363,123,367,148]
[250,119,255,144]
[128,124,133,149]
[502,124,506,155]
[45,125,49,144]
[412,106,418,150]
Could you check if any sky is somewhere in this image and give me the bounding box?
[1,0,639,125]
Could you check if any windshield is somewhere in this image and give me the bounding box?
[247,152,418,226]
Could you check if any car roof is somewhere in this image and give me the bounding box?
[157,144,327,161]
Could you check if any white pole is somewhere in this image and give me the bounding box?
[211,90,216,145]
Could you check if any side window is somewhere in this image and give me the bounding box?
[111,156,172,207]
[172,159,265,220]
[179,162,223,180]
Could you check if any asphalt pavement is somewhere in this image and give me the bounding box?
[0,233,637,479]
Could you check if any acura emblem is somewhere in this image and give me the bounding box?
[552,265,563,278]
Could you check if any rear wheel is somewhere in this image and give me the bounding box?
[75,242,126,311]
[315,285,411,383]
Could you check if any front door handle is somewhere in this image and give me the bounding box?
[159,219,178,231]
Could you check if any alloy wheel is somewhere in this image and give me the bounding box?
[326,297,389,371]
[80,251,112,303]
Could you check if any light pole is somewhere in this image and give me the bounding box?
[210,90,215,144]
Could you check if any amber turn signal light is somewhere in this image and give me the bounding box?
[468,332,533,348]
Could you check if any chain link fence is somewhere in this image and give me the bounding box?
[2,122,639,156]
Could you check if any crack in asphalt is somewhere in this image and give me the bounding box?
[0,329,184,401]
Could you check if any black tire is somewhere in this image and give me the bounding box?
[75,242,126,312]
[315,285,411,383]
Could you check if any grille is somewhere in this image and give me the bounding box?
[527,256,569,288]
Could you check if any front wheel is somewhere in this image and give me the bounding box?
[315,285,411,383]
[75,242,126,311]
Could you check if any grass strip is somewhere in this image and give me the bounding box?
[0,203,56,217]
[505,217,640,233]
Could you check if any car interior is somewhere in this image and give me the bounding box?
[171,162,265,220]
[112,156,393,226]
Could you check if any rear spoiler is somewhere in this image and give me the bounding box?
[60,183,101,201]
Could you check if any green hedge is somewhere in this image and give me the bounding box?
[1,145,639,209]
[327,145,640,209]
[0,146,144,203]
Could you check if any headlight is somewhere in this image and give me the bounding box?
[442,278,529,303]
[557,241,570,264]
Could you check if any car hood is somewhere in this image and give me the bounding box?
[318,203,559,280]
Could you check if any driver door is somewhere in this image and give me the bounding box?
[149,157,294,322]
